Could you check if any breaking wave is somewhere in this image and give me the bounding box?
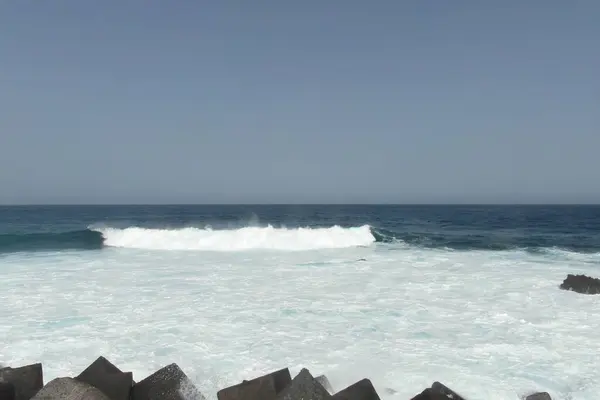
[0,225,377,253]
[96,225,376,251]
[1,225,598,254]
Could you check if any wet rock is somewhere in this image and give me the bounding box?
[409,388,449,400]
[431,382,466,400]
[332,378,380,400]
[0,381,16,400]
[559,274,600,294]
[75,356,133,400]
[0,363,43,400]
[130,363,204,400]
[217,367,291,400]
[525,392,551,400]
[31,378,110,400]
[217,378,275,400]
[260,368,292,395]
[410,382,466,400]
[316,375,334,394]
[275,368,331,400]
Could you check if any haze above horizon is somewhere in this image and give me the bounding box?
[1,1,598,205]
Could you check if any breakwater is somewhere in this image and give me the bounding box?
[0,357,551,400]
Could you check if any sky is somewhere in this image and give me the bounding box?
[0,1,598,204]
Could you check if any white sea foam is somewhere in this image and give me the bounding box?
[2,245,600,399]
[93,225,375,251]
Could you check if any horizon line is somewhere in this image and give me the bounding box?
[1,203,600,207]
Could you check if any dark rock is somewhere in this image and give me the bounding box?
[75,356,133,400]
[0,363,43,400]
[217,377,275,400]
[559,274,600,294]
[332,378,380,400]
[130,363,204,400]
[217,368,291,400]
[409,388,450,400]
[383,388,397,395]
[30,378,110,400]
[261,368,292,394]
[525,392,551,400]
[410,382,467,400]
[316,375,334,394]
[431,381,466,400]
[275,368,331,400]
[0,382,15,400]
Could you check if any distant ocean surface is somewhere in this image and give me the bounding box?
[2,205,600,399]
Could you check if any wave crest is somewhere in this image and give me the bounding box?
[93,225,376,251]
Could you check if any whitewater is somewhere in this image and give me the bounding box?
[95,224,376,251]
[2,206,600,400]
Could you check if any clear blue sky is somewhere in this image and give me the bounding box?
[1,1,598,204]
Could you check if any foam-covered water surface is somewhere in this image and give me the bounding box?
[2,205,600,399]
[2,242,600,400]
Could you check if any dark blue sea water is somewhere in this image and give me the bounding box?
[1,205,599,254]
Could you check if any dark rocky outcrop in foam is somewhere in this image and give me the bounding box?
[217,367,291,400]
[431,381,466,399]
[559,273,600,294]
[409,381,467,400]
[75,356,133,400]
[409,389,447,400]
[525,392,552,400]
[274,368,330,400]
[0,381,16,400]
[0,363,43,400]
[130,363,205,400]
[31,378,110,400]
[0,358,555,400]
[315,375,334,395]
[332,378,380,400]
[217,376,276,400]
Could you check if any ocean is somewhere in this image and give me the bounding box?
[1,205,600,399]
